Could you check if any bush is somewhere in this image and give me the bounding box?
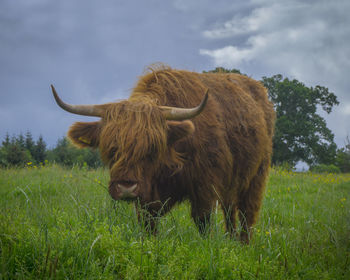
[273,162,295,172]
[335,146,350,173]
[0,142,33,167]
[310,164,341,174]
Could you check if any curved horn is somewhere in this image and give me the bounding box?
[51,85,104,117]
[160,89,209,121]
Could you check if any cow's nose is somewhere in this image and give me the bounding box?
[117,180,138,187]
[116,181,138,198]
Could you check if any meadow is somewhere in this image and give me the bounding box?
[0,165,349,279]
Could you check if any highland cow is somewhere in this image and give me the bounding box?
[51,66,275,243]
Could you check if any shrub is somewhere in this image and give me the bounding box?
[310,164,341,174]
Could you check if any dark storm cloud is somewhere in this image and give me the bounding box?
[0,0,349,147]
[0,0,215,145]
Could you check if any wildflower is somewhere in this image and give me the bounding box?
[94,178,101,184]
[27,162,32,166]
[340,198,346,202]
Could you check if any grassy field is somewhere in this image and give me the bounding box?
[0,165,349,279]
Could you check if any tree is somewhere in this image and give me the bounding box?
[2,133,10,147]
[25,131,35,156]
[0,134,32,167]
[47,137,75,166]
[0,134,10,166]
[5,142,32,166]
[16,133,25,149]
[335,136,350,173]
[262,75,339,167]
[203,67,245,75]
[47,137,102,168]
[33,135,47,164]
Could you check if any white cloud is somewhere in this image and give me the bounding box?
[200,0,350,71]
[200,0,350,145]
[200,46,253,66]
[202,5,274,39]
[342,103,350,116]
[200,1,349,76]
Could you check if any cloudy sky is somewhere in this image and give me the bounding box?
[1,0,349,148]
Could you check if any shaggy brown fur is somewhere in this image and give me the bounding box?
[67,65,275,243]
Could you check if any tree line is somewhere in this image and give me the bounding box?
[0,132,102,168]
[1,70,350,172]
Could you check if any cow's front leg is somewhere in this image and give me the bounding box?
[137,210,158,234]
[135,201,164,234]
[191,201,213,235]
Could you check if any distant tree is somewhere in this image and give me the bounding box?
[6,143,32,166]
[262,75,339,167]
[2,133,10,148]
[25,131,35,156]
[16,133,25,149]
[33,135,47,164]
[0,135,9,166]
[47,137,102,168]
[47,137,74,166]
[203,67,245,75]
[335,136,350,173]
[0,134,32,167]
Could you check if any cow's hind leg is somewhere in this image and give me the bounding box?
[238,161,269,244]
[238,190,262,243]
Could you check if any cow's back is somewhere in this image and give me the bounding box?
[196,72,275,188]
[133,68,275,189]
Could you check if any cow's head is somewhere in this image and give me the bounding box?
[51,85,208,202]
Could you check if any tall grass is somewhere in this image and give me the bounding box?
[0,165,349,279]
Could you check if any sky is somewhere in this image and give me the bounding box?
[1,0,349,148]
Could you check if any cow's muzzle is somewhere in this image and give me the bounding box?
[109,181,139,200]
[118,183,138,198]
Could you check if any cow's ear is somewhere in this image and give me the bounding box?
[167,120,195,145]
[68,121,101,148]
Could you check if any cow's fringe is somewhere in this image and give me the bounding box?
[100,97,183,179]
